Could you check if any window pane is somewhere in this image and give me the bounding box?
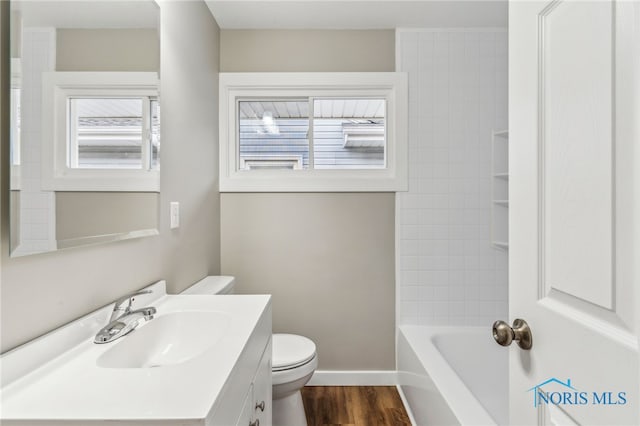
[70,98,144,169]
[151,99,160,170]
[238,100,309,170]
[313,99,386,169]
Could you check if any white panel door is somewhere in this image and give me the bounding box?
[509,0,639,424]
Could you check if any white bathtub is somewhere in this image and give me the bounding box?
[398,325,508,426]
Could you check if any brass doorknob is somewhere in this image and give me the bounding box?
[492,318,532,350]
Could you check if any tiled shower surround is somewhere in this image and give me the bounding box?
[13,29,57,256]
[396,30,508,326]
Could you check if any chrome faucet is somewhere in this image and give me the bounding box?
[94,290,157,344]
[108,290,152,322]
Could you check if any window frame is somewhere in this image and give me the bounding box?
[42,72,160,192]
[241,155,305,170]
[219,72,408,192]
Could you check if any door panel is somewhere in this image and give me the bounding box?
[542,0,613,309]
[509,0,639,424]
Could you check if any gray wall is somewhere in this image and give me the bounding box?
[55,192,158,241]
[220,30,396,370]
[220,30,395,72]
[56,29,159,72]
[0,1,221,353]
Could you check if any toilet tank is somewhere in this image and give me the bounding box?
[181,276,236,295]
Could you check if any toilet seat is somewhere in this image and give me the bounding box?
[272,333,316,372]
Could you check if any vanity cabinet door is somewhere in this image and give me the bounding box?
[252,340,272,426]
[235,384,254,426]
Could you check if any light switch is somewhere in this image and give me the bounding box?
[170,202,180,229]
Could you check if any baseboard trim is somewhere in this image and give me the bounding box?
[307,370,398,386]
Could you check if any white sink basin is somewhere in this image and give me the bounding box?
[96,311,230,368]
[0,282,272,424]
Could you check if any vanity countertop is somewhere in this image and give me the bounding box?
[0,281,271,425]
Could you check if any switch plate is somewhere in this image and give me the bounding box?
[170,202,180,229]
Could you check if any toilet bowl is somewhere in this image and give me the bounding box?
[181,276,318,426]
[271,333,317,426]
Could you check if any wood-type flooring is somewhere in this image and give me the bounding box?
[301,386,412,426]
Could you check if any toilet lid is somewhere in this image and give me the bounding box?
[272,334,316,371]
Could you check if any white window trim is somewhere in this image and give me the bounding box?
[241,155,304,170]
[42,72,160,192]
[219,72,408,192]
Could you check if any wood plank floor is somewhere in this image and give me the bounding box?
[301,386,412,426]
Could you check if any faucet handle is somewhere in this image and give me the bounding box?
[113,289,152,308]
[110,289,152,321]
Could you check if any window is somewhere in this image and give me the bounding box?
[42,72,160,192]
[68,97,160,170]
[220,73,408,192]
[239,100,309,170]
[313,98,385,170]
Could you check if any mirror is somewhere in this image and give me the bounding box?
[9,0,160,257]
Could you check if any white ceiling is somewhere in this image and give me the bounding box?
[205,0,507,30]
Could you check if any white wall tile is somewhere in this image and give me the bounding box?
[397,30,508,326]
[14,29,57,256]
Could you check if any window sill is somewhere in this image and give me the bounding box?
[220,169,406,192]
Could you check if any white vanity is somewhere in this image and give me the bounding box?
[0,281,272,426]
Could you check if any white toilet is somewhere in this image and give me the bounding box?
[181,276,318,426]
